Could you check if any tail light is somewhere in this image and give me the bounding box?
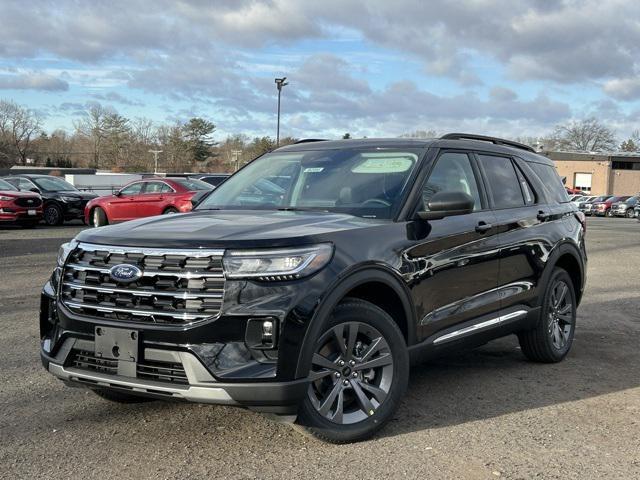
[576,211,586,233]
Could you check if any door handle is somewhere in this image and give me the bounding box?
[537,210,550,221]
[475,221,492,233]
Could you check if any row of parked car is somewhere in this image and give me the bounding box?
[569,194,640,218]
[0,173,229,227]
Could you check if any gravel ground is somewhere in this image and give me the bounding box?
[1,218,639,480]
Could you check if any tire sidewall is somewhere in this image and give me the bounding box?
[93,207,107,227]
[297,300,409,442]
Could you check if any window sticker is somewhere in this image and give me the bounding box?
[351,156,414,173]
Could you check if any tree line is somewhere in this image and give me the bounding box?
[1,98,639,172]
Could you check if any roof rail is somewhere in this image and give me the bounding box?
[293,138,329,144]
[440,133,535,153]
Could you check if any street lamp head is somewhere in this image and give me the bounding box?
[275,77,289,90]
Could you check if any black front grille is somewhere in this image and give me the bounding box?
[61,243,225,324]
[69,350,118,375]
[15,197,42,207]
[67,349,188,385]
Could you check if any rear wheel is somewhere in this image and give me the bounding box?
[296,299,409,443]
[92,388,155,404]
[518,268,576,363]
[92,207,108,227]
[43,203,63,226]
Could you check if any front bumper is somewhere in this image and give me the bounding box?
[0,207,43,222]
[39,269,321,413]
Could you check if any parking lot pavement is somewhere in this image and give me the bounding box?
[1,217,639,480]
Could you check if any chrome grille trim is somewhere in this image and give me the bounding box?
[60,242,226,325]
[62,282,223,299]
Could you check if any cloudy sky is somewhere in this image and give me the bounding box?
[1,0,639,140]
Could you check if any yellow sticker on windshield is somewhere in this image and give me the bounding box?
[351,157,414,173]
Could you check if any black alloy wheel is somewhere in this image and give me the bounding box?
[519,267,576,362]
[44,204,63,226]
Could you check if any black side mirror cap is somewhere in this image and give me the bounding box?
[191,190,212,208]
[29,187,41,194]
[416,191,474,221]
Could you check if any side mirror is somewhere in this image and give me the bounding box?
[417,191,474,221]
[190,190,211,208]
[29,187,41,194]
[114,190,122,197]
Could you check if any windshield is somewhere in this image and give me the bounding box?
[197,148,421,219]
[32,176,77,192]
[171,178,213,191]
[0,178,18,191]
[625,197,639,204]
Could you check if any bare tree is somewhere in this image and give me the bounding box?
[73,103,111,168]
[0,100,42,164]
[551,118,617,152]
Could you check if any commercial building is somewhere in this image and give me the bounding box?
[547,151,640,196]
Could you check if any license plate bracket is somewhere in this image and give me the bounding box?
[94,326,139,377]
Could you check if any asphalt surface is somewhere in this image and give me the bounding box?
[1,217,639,480]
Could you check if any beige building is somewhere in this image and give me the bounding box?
[546,151,640,196]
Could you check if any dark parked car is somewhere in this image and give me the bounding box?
[593,195,630,217]
[3,174,97,226]
[40,134,586,443]
[190,173,230,188]
[611,196,640,218]
[85,177,213,227]
[0,178,43,227]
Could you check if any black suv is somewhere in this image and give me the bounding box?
[4,174,97,226]
[40,134,586,443]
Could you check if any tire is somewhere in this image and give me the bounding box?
[296,299,409,443]
[518,267,576,363]
[92,207,108,227]
[163,207,179,214]
[626,209,634,218]
[43,203,64,226]
[605,209,613,217]
[92,388,155,404]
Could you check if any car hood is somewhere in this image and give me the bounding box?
[75,210,387,248]
[0,190,40,198]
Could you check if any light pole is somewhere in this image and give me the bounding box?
[230,150,243,171]
[149,149,162,174]
[275,77,288,146]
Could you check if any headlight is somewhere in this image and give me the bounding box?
[60,196,79,202]
[57,240,78,266]
[0,195,13,201]
[223,244,333,280]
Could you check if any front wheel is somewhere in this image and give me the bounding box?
[296,299,409,443]
[605,209,614,217]
[44,203,64,226]
[92,207,108,227]
[518,267,576,363]
[163,207,179,214]
[626,209,634,218]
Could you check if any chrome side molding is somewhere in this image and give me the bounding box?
[433,309,528,345]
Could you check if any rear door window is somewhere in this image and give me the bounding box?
[477,155,525,209]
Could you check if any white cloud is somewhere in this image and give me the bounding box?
[0,72,68,91]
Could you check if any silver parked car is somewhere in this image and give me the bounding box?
[612,196,640,218]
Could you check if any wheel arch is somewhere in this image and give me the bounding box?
[544,241,585,306]
[294,265,415,378]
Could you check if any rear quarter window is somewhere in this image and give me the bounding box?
[528,162,569,204]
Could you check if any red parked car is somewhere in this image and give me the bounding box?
[592,195,630,217]
[85,177,213,227]
[0,178,43,227]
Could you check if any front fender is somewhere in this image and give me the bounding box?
[293,264,415,378]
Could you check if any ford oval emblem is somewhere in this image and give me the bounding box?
[109,264,143,283]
